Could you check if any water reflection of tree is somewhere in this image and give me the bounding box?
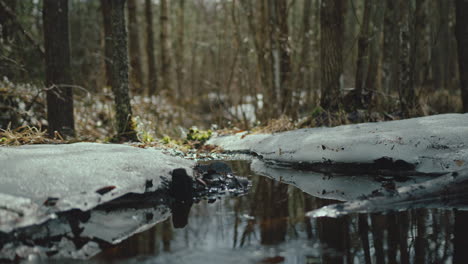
[94,162,460,263]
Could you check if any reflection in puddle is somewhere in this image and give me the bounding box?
[91,160,467,264]
[2,160,468,263]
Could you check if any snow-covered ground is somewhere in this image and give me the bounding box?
[0,143,194,232]
[208,114,468,174]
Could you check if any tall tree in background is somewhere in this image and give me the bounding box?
[240,0,292,118]
[145,0,157,95]
[292,0,313,118]
[320,0,344,111]
[109,0,137,141]
[127,0,144,94]
[353,0,385,110]
[365,1,385,98]
[456,0,468,112]
[101,0,112,87]
[398,0,417,117]
[160,0,173,95]
[43,0,75,137]
[274,0,292,115]
[382,0,399,94]
[353,0,373,109]
[175,0,185,98]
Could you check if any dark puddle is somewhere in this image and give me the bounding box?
[3,160,468,263]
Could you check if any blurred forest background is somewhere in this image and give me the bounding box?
[0,0,467,142]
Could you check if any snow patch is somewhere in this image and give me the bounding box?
[208,114,468,174]
[0,142,194,232]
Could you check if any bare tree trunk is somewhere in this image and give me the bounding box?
[127,0,144,94]
[433,1,451,91]
[109,0,137,141]
[320,0,344,111]
[365,1,385,99]
[145,0,157,95]
[175,0,185,99]
[398,0,416,117]
[160,0,173,95]
[101,0,112,88]
[43,0,74,137]
[354,0,373,108]
[456,0,468,112]
[240,0,273,119]
[292,0,314,119]
[382,0,399,94]
[414,0,429,86]
[276,0,292,116]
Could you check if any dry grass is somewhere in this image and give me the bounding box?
[0,125,63,146]
[253,115,296,134]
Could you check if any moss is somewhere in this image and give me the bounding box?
[186,127,212,142]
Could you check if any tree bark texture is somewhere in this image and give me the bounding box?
[127,0,144,94]
[240,0,291,118]
[160,0,173,94]
[292,0,313,118]
[145,0,157,95]
[382,0,399,94]
[354,0,373,97]
[398,0,416,117]
[101,0,112,87]
[43,0,75,137]
[175,0,185,98]
[353,0,385,110]
[320,0,344,111]
[456,0,468,112]
[109,0,137,141]
[365,0,385,96]
[275,0,292,115]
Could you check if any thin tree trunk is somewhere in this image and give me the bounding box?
[382,0,399,94]
[320,0,344,111]
[292,0,313,119]
[109,0,137,141]
[175,0,185,99]
[276,0,292,116]
[145,0,157,95]
[240,0,273,119]
[354,0,373,108]
[101,0,112,87]
[456,0,468,112]
[398,0,416,117]
[160,0,173,95]
[127,0,144,94]
[43,0,74,137]
[365,0,385,99]
[414,0,428,86]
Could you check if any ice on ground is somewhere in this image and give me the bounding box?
[308,169,468,217]
[1,206,171,260]
[0,142,194,233]
[250,159,431,201]
[208,114,468,174]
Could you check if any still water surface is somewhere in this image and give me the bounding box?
[89,160,468,264]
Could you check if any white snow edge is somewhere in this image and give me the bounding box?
[207,113,468,174]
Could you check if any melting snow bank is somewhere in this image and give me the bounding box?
[308,169,468,217]
[0,205,171,261]
[250,159,432,201]
[0,143,194,233]
[207,114,468,175]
